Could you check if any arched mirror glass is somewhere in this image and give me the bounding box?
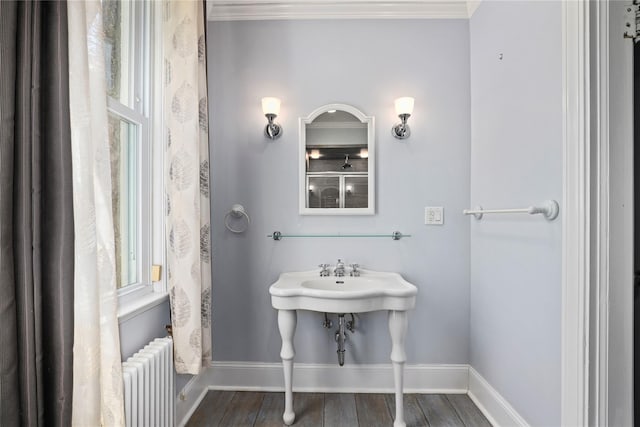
[299,104,375,215]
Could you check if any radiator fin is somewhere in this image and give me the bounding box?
[122,337,174,427]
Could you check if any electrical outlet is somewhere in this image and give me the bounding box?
[424,207,444,225]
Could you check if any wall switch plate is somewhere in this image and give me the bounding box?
[425,207,444,225]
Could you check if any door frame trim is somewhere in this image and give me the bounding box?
[590,1,610,424]
[561,1,591,425]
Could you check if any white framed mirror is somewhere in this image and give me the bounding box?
[299,104,375,215]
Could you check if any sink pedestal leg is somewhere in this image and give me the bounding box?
[278,309,297,425]
[389,310,408,427]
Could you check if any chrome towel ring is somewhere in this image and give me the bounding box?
[224,204,250,233]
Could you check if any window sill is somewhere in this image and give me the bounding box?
[118,291,169,323]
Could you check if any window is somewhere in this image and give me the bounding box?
[102,0,163,297]
[107,113,138,287]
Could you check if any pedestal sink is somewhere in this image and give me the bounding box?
[269,269,417,427]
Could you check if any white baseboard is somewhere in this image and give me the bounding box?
[468,367,530,427]
[177,362,529,427]
[206,361,469,394]
[175,370,212,427]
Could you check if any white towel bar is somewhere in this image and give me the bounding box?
[463,199,559,220]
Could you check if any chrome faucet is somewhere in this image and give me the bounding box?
[318,264,331,277]
[334,259,346,277]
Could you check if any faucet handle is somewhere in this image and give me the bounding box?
[318,263,330,276]
[349,263,360,277]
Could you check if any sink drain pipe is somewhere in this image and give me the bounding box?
[336,315,347,366]
[329,314,355,366]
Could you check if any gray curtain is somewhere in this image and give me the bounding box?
[0,1,74,426]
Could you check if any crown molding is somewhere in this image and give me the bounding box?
[466,0,481,17]
[206,0,478,21]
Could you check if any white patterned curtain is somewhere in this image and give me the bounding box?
[164,0,212,375]
[67,1,125,425]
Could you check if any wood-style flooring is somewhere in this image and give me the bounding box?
[186,391,492,427]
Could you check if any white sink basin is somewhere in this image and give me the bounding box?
[269,269,417,313]
[270,268,418,427]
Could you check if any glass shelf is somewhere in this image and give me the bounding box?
[268,231,410,241]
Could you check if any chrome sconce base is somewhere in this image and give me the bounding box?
[264,113,282,139]
[392,113,411,139]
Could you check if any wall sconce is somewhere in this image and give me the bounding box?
[262,97,282,139]
[392,97,414,140]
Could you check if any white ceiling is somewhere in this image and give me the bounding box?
[206,0,482,21]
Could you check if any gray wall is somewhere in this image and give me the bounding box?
[119,302,171,360]
[207,19,471,364]
[469,2,563,426]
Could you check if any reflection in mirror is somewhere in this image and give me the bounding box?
[299,105,374,215]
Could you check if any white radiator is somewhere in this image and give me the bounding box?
[122,337,175,427]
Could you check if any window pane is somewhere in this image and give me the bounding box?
[108,113,138,288]
[345,176,368,208]
[308,176,340,208]
[102,0,134,108]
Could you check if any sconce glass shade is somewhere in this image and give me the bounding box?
[310,149,321,159]
[394,97,414,115]
[392,97,414,140]
[262,97,282,139]
[262,97,281,115]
